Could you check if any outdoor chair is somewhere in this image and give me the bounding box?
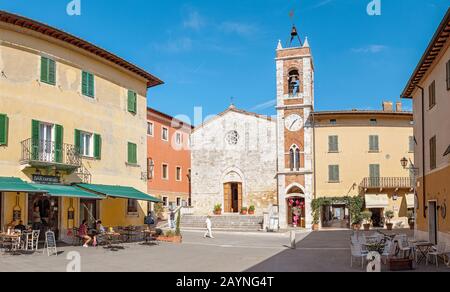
[381,239,395,264]
[22,232,34,251]
[397,236,412,259]
[31,230,40,251]
[350,242,368,269]
[72,228,82,246]
[427,242,448,268]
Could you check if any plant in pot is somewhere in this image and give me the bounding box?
[213,204,222,215]
[407,210,415,230]
[361,211,373,231]
[154,202,165,220]
[241,207,248,215]
[352,215,362,231]
[248,205,256,215]
[312,210,320,231]
[385,210,395,231]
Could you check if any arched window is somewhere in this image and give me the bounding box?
[290,145,301,171]
[288,69,300,96]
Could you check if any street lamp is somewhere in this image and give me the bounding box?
[401,157,419,175]
[148,159,155,180]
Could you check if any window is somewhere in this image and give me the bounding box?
[370,119,378,126]
[127,199,138,214]
[369,164,381,187]
[289,145,301,171]
[0,114,9,146]
[176,197,182,207]
[369,135,379,152]
[328,136,339,152]
[127,90,137,114]
[176,167,182,181]
[446,60,450,90]
[162,196,169,207]
[330,119,337,125]
[409,136,415,153]
[429,80,436,109]
[162,127,169,141]
[430,136,437,170]
[147,158,154,179]
[40,57,56,85]
[162,164,169,180]
[127,142,137,164]
[176,132,182,145]
[328,165,340,183]
[288,69,300,96]
[82,71,95,98]
[147,122,154,136]
[75,130,101,159]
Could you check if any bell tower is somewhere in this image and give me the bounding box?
[276,26,314,229]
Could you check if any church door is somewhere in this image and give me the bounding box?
[224,183,242,213]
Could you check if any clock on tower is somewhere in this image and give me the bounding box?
[275,25,315,230]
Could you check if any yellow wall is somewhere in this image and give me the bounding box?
[314,112,414,223]
[0,22,152,236]
[2,192,27,229]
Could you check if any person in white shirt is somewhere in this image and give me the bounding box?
[204,215,214,239]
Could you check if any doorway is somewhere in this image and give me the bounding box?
[28,194,60,240]
[224,182,242,213]
[39,123,54,162]
[287,197,305,228]
[80,199,98,229]
[428,201,438,245]
[371,208,384,228]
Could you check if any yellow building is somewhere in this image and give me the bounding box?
[313,103,414,229]
[0,11,162,242]
[402,9,450,245]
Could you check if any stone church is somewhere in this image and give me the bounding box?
[191,27,315,229]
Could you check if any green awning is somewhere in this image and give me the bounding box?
[76,184,161,203]
[33,184,105,199]
[0,177,45,193]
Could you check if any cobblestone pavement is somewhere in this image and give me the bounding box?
[0,229,448,272]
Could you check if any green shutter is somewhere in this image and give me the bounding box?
[329,136,338,152]
[369,135,379,152]
[55,125,64,163]
[74,129,81,154]
[40,57,49,83]
[128,142,137,164]
[82,71,94,97]
[48,59,56,85]
[88,73,95,97]
[94,134,102,160]
[128,90,137,114]
[31,120,40,160]
[0,114,8,146]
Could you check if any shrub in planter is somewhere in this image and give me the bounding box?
[154,202,165,220]
[241,207,248,215]
[213,204,222,215]
[385,210,395,230]
[248,205,256,215]
[361,211,373,231]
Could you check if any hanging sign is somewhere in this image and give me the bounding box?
[32,175,60,184]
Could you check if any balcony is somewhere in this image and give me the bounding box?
[360,177,414,191]
[20,138,82,171]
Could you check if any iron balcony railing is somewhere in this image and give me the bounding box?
[360,177,415,189]
[21,138,82,168]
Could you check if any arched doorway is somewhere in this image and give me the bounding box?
[224,182,242,213]
[286,186,306,228]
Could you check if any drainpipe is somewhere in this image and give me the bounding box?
[417,85,427,219]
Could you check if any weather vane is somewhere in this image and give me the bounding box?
[287,7,302,47]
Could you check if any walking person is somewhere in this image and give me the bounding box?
[204,215,214,239]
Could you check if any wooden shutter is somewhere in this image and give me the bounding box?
[55,125,64,163]
[82,71,88,96]
[329,136,338,152]
[74,129,81,154]
[128,142,137,164]
[88,73,95,97]
[409,136,415,152]
[40,57,48,83]
[128,90,137,113]
[430,136,437,170]
[31,120,40,160]
[223,184,231,213]
[238,183,243,212]
[329,165,339,182]
[370,135,379,151]
[94,134,102,160]
[0,114,8,146]
[48,59,56,85]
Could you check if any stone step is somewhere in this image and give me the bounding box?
[180,215,264,231]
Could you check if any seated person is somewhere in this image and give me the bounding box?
[96,220,106,234]
[78,220,95,248]
[14,220,27,232]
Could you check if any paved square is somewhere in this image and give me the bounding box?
[0,230,449,272]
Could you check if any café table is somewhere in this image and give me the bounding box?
[103,232,122,249]
[415,242,434,264]
[0,232,22,252]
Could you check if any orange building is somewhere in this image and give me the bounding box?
[147,108,192,210]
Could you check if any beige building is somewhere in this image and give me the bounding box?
[313,103,414,228]
[0,11,162,241]
[402,9,450,245]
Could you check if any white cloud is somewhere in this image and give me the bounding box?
[153,37,193,53]
[183,10,205,31]
[351,45,388,54]
[249,99,276,111]
[219,21,258,37]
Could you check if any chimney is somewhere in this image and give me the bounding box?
[382,101,393,112]
[396,101,403,112]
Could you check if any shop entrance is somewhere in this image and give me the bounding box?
[371,208,384,228]
[28,194,60,240]
[80,199,98,229]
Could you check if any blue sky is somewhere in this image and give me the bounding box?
[1,0,449,123]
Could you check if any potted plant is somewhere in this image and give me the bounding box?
[155,212,183,244]
[248,205,256,215]
[241,207,248,215]
[312,210,320,231]
[154,202,165,220]
[213,204,222,215]
[407,210,415,230]
[361,211,373,231]
[385,210,395,231]
[352,215,362,231]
